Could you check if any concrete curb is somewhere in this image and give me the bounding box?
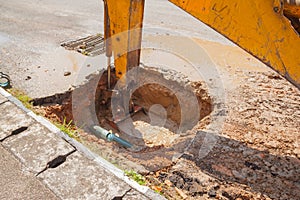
[0,87,165,200]
[0,88,11,97]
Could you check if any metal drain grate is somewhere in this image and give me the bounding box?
[61,34,106,56]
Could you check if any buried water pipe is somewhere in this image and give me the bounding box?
[90,125,133,148]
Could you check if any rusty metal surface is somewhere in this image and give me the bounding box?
[284,1,300,18]
[61,34,105,56]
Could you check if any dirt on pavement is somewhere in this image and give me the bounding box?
[32,67,300,199]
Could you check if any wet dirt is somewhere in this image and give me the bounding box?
[144,71,300,200]
[31,40,300,200]
[32,66,213,173]
[31,64,300,199]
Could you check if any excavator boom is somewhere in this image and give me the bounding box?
[104,0,300,89]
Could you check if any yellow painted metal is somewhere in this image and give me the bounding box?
[104,0,145,79]
[168,0,300,88]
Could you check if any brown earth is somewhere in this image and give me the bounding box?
[156,71,300,200]
[33,69,300,200]
[31,41,299,199]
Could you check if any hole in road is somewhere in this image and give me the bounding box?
[32,66,213,171]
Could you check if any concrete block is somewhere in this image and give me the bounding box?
[39,151,131,200]
[0,102,34,140]
[7,95,31,113]
[3,123,75,173]
[56,131,96,160]
[0,145,58,200]
[27,111,60,133]
[0,88,11,98]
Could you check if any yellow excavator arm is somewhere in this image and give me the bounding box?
[103,0,300,89]
[103,0,145,80]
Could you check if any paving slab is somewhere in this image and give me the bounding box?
[0,93,7,104]
[0,144,58,200]
[39,151,133,200]
[0,101,34,140]
[7,95,31,113]
[2,123,75,174]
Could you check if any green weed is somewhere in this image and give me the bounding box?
[125,170,146,186]
[7,88,33,109]
[54,118,79,140]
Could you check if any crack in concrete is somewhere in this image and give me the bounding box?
[36,149,77,176]
[0,126,28,142]
[111,188,132,200]
[0,100,8,106]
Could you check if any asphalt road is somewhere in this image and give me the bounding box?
[0,0,231,98]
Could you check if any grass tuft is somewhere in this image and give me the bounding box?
[7,88,33,109]
[125,170,146,186]
[54,118,80,140]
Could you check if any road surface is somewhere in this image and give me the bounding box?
[0,0,230,98]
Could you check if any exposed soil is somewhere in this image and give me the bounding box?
[32,67,299,200]
[32,66,213,172]
[145,71,300,200]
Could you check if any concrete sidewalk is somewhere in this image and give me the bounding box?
[0,145,58,200]
[0,88,163,200]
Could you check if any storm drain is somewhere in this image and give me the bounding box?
[61,34,105,56]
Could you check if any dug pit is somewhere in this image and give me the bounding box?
[32,66,213,172]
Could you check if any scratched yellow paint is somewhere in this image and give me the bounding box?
[169,0,300,88]
[104,0,145,79]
